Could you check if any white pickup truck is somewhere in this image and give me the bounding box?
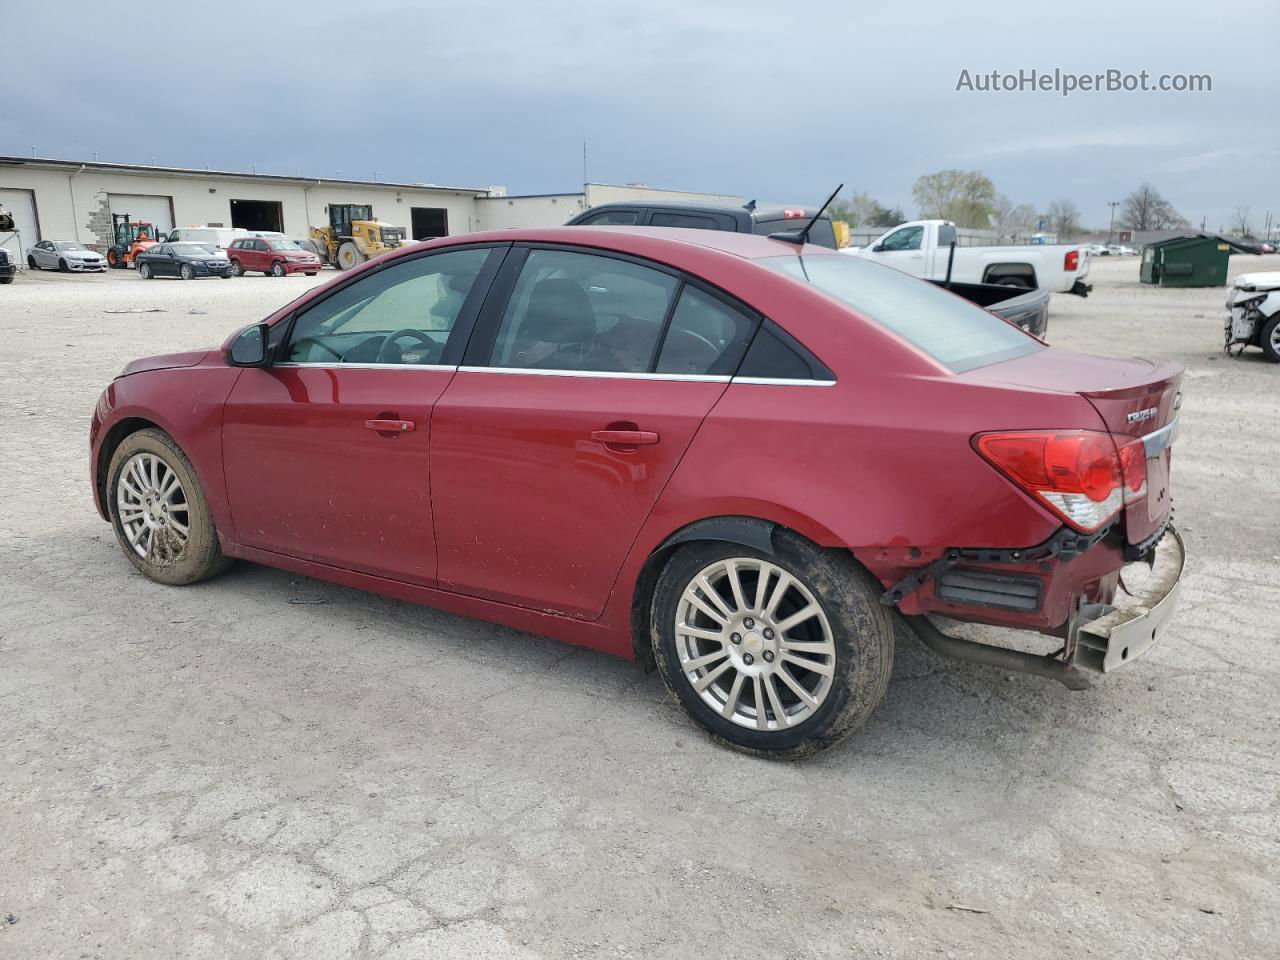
[843,219,1092,297]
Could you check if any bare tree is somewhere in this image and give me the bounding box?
[1046,199,1082,239]
[1232,206,1252,236]
[1119,184,1187,231]
[912,170,998,228]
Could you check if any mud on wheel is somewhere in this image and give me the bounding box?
[107,428,231,585]
[651,531,894,759]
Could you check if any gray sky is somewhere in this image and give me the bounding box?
[7,0,1277,232]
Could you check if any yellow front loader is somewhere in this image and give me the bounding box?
[309,203,409,270]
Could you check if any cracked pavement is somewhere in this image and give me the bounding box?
[1,257,1278,958]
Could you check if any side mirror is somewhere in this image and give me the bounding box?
[871,243,886,252]
[226,322,270,367]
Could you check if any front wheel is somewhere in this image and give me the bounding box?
[180,263,194,280]
[336,241,364,271]
[58,258,69,272]
[271,260,286,277]
[651,532,894,758]
[1260,314,1280,363]
[138,262,153,280]
[229,259,243,277]
[107,428,232,585]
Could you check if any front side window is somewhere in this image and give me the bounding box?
[879,226,923,251]
[759,254,1040,372]
[487,249,678,373]
[284,247,491,365]
[650,212,720,229]
[580,209,640,226]
[655,286,756,375]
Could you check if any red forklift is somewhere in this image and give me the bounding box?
[106,213,161,268]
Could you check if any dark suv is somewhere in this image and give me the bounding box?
[566,202,839,249]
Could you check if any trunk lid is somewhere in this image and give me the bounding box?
[963,348,1183,544]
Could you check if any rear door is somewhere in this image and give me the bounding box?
[430,244,758,618]
[220,245,505,584]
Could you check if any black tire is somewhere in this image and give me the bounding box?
[229,259,243,277]
[106,428,233,586]
[271,260,286,277]
[180,263,194,281]
[305,272,318,277]
[58,258,69,273]
[651,531,894,759]
[138,262,153,280]
[0,274,13,285]
[27,255,38,270]
[1261,314,1280,363]
[995,276,1030,288]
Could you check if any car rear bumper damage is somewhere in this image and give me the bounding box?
[901,526,1184,689]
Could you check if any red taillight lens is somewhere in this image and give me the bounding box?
[1064,250,1079,272]
[783,208,806,219]
[975,430,1131,532]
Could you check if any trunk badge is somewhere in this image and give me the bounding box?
[1127,407,1159,424]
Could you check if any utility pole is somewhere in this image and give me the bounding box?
[582,139,588,187]
[1107,201,1119,245]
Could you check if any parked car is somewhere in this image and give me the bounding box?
[0,247,15,284]
[226,236,322,277]
[165,226,248,251]
[27,240,108,272]
[1225,270,1280,361]
[135,242,233,280]
[1111,245,1139,256]
[90,226,1184,756]
[567,201,840,249]
[846,220,1093,296]
[1086,243,1109,256]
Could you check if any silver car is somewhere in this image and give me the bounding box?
[28,240,107,272]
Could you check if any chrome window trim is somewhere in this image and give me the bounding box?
[730,376,837,388]
[272,362,459,371]
[1142,417,1179,457]
[455,365,731,383]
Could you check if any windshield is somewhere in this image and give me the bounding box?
[267,238,301,251]
[54,241,89,252]
[759,254,1042,372]
[171,243,218,256]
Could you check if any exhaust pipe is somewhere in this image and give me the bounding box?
[902,615,1093,691]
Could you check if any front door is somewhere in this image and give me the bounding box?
[431,245,757,618]
[872,224,927,277]
[221,245,504,584]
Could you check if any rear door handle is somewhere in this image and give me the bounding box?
[591,429,659,447]
[365,418,416,433]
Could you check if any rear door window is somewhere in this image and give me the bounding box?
[760,254,1040,372]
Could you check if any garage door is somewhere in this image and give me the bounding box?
[108,194,174,239]
[0,188,39,262]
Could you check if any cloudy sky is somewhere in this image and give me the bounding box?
[7,0,1277,232]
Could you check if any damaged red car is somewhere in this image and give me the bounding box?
[89,225,1184,757]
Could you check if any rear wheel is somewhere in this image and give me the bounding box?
[651,532,894,758]
[180,263,194,281]
[337,241,364,271]
[271,260,286,277]
[27,255,37,270]
[138,262,153,280]
[107,429,232,585]
[107,248,122,268]
[1261,314,1280,363]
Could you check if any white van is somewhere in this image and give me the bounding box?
[165,226,249,251]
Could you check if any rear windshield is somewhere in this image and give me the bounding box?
[752,217,837,249]
[759,254,1041,372]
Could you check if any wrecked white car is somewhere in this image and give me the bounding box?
[1225,272,1280,362]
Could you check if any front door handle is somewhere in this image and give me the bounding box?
[591,428,659,447]
[365,418,416,433]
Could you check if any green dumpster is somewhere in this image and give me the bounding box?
[1139,235,1231,288]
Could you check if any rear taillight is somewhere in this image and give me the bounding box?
[783,209,806,219]
[1064,250,1079,272]
[975,430,1145,533]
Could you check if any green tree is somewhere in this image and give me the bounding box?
[912,170,998,228]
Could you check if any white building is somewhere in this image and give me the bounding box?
[0,155,744,261]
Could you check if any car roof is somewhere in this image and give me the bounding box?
[585,201,831,221]
[420,225,832,260]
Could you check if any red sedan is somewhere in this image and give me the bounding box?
[89,226,1184,756]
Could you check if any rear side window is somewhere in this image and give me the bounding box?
[488,249,677,373]
[738,321,834,381]
[752,218,837,249]
[656,286,755,375]
[760,254,1041,372]
[650,212,722,230]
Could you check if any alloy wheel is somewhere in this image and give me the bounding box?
[674,557,836,731]
[116,452,191,564]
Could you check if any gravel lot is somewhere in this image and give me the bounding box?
[2,255,1278,959]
